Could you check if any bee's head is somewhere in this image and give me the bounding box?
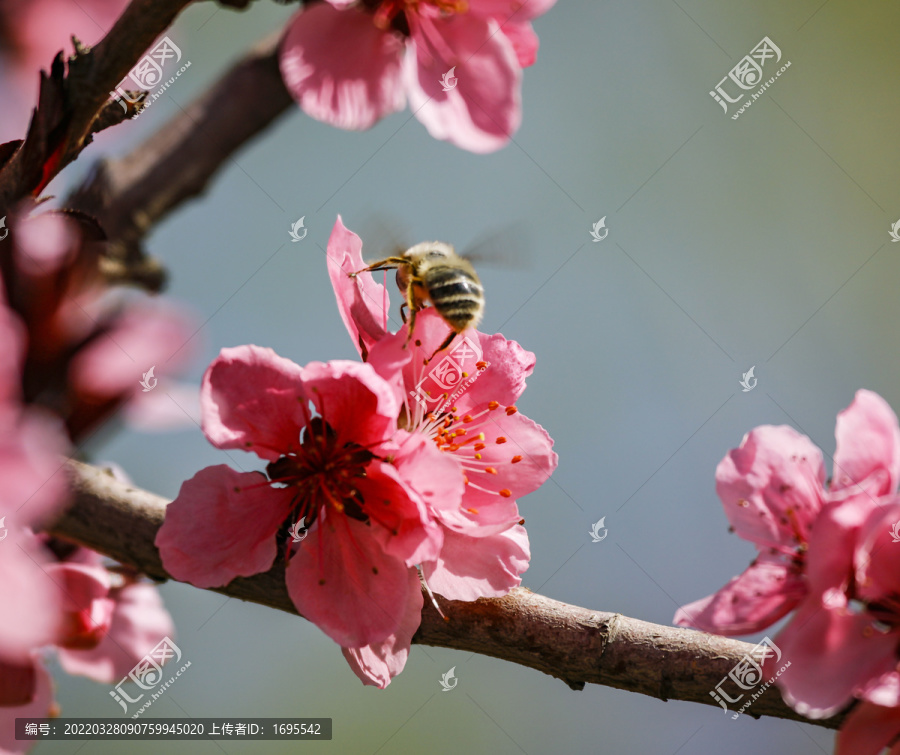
[403,241,456,265]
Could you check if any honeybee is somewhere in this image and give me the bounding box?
[350,241,484,356]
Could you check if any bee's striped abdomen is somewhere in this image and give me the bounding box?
[427,265,484,331]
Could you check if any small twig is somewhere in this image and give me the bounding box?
[0,0,198,208]
[49,460,846,731]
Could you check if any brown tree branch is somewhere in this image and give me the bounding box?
[66,31,293,290]
[0,0,199,208]
[50,460,846,731]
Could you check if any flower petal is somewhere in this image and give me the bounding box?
[459,410,556,511]
[156,466,295,588]
[58,582,175,683]
[0,657,54,753]
[406,15,521,153]
[0,531,61,662]
[852,499,900,606]
[390,431,465,517]
[837,701,900,755]
[715,425,826,551]
[50,562,114,651]
[201,345,308,461]
[0,408,69,528]
[301,360,399,447]
[286,513,414,647]
[805,493,875,597]
[673,553,806,635]
[68,300,193,400]
[771,599,898,719]
[279,4,406,130]
[470,0,558,22]
[399,309,535,413]
[326,216,390,358]
[355,459,443,567]
[832,390,900,498]
[500,21,539,68]
[423,523,529,600]
[341,569,423,688]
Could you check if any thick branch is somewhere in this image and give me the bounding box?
[50,461,845,731]
[66,32,292,289]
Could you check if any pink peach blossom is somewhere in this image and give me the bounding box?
[326,216,556,602]
[673,424,826,634]
[757,391,900,720]
[279,0,556,152]
[674,390,900,637]
[156,346,462,656]
[676,390,900,722]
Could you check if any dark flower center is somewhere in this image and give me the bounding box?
[266,417,374,526]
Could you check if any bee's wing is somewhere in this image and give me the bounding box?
[461,224,531,270]
[358,214,411,263]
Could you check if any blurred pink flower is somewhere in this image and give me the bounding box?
[674,390,900,636]
[156,346,462,655]
[326,217,556,599]
[0,542,175,752]
[46,545,175,683]
[0,656,54,754]
[0,306,69,664]
[1,210,195,441]
[0,0,127,76]
[279,0,556,152]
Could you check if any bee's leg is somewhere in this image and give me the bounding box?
[427,330,458,363]
[400,302,408,324]
[404,307,418,350]
[401,275,423,349]
[347,257,407,277]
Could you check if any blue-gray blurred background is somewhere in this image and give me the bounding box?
[8,0,900,752]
